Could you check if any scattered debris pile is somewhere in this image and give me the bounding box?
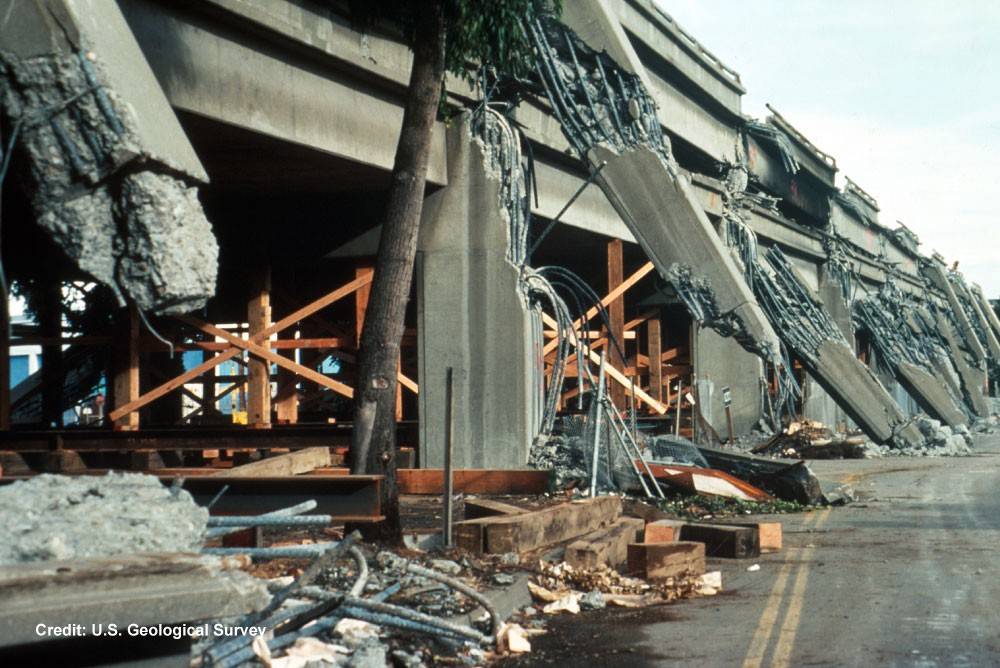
[530,416,827,506]
[751,418,974,459]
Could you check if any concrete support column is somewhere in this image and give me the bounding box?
[693,326,763,436]
[417,117,540,469]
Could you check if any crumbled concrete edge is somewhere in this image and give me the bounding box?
[0,50,217,314]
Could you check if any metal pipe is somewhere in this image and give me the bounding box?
[444,367,455,548]
[202,543,340,560]
[206,515,332,528]
[205,500,318,538]
[527,161,606,258]
[589,351,607,497]
[405,562,499,637]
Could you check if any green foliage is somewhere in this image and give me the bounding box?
[656,493,807,520]
[346,0,561,82]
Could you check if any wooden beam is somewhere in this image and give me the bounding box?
[627,541,705,580]
[624,309,658,332]
[647,318,663,405]
[541,313,668,414]
[542,261,654,356]
[247,269,272,428]
[566,517,645,570]
[0,289,8,430]
[176,316,355,399]
[213,446,331,477]
[606,240,626,406]
[463,498,527,520]
[456,496,622,554]
[108,274,372,422]
[40,281,63,427]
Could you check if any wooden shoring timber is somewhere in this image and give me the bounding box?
[141,338,350,352]
[246,269,272,428]
[542,313,668,414]
[543,330,636,340]
[647,318,663,404]
[176,316,355,399]
[278,280,418,396]
[108,273,374,423]
[111,304,140,431]
[606,239,627,406]
[456,496,622,554]
[213,446,331,477]
[316,467,551,495]
[541,261,655,357]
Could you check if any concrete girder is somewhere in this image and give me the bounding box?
[588,142,781,358]
[804,340,924,448]
[556,0,780,358]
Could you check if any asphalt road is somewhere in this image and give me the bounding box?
[506,433,1000,667]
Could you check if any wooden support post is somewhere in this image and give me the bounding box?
[606,240,626,406]
[247,269,272,428]
[274,294,298,424]
[40,281,63,427]
[0,279,9,431]
[112,304,140,431]
[646,318,662,406]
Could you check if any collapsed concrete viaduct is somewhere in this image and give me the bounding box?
[0,0,996,470]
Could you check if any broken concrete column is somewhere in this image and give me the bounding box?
[530,4,781,361]
[416,115,542,469]
[0,0,217,313]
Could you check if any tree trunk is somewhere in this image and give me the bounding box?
[349,2,446,544]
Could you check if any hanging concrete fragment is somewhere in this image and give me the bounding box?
[527,5,780,361]
[0,0,217,313]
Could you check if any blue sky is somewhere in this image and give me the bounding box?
[658,0,1000,296]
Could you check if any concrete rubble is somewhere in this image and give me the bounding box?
[0,472,207,564]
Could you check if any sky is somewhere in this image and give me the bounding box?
[657,0,1000,297]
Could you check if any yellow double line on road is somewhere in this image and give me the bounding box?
[742,508,831,668]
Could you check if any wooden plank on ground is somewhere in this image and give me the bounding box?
[644,519,684,543]
[729,521,782,553]
[627,541,705,580]
[566,516,645,570]
[479,496,622,554]
[680,523,760,559]
[213,447,331,477]
[464,498,528,520]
